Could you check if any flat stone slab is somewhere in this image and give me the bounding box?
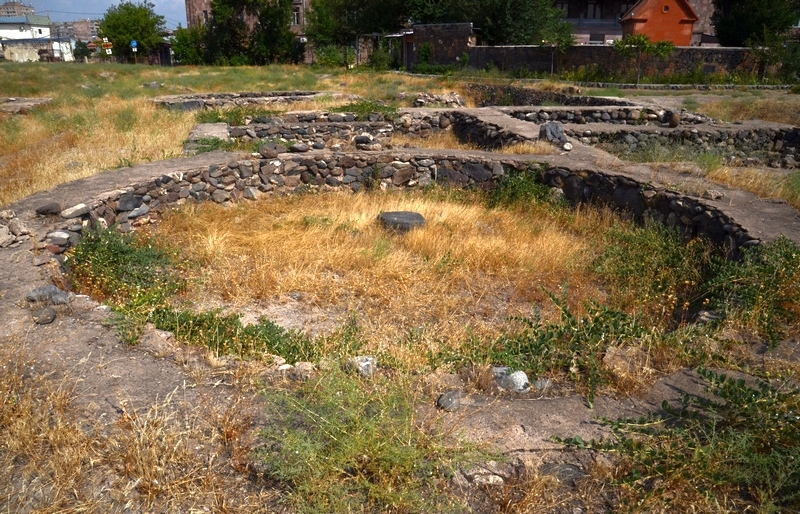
[0,97,52,114]
[378,211,426,232]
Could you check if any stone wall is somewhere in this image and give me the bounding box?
[463,84,634,107]
[466,45,756,77]
[412,23,475,65]
[39,151,756,259]
[224,110,457,149]
[584,126,800,169]
[156,91,358,111]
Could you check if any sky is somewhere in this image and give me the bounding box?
[26,0,187,29]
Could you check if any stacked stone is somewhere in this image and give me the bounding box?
[591,126,800,169]
[0,210,31,248]
[512,108,715,126]
[451,112,531,149]
[463,83,635,108]
[394,111,454,136]
[228,119,393,149]
[542,167,757,255]
[34,149,758,259]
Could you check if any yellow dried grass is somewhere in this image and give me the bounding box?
[157,191,612,362]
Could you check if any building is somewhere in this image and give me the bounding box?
[557,0,716,46]
[51,19,100,42]
[0,14,50,40]
[0,1,33,17]
[184,0,307,34]
[620,0,698,46]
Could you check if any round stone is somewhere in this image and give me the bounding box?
[436,390,464,411]
[32,307,56,324]
[378,211,426,232]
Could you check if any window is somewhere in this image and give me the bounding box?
[587,2,601,19]
[202,10,208,24]
[292,7,300,26]
[589,33,605,44]
[38,28,42,34]
[620,2,635,14]
[556,2,568,14]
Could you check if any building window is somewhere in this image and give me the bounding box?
[556,2,568,14]
[589,33,605,44]
[38,28,42,34]
[587,2,601,19]
[202,10,208,24]
[292,7,300,26]
[620,2,635,14]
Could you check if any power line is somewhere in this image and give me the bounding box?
[38,10,105,15]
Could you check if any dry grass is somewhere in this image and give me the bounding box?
[698,96,800,126]
[391,131,557,155]
[0,96,194,207]
[156,191,614,366]
[707,166,800,209]
[0,342,280,512]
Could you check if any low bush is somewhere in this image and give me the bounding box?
[562,368,800,511]
[259,366,471,513]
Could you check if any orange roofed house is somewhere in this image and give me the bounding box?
[620,0,698,45]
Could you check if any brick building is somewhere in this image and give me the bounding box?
[184,0,307,35]
[620,0,698,46]
[0,1,34,17]
[557,0,716,46]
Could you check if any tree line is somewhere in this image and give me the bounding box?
[97,0,800,80]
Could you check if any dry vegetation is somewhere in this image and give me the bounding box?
[0,342,279,511]
[392,131,557,155]
[698,95,800,126]
[156,191,612,364]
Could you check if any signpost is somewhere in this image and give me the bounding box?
[101,37,113,56]
[131,40,137,64]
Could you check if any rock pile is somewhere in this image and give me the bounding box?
[0,210,30,248]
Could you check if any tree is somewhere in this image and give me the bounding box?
[450,0,569,46]
[204,0,251,65]
[539,8,574,74]
[171,24,205,65]
[98,1,165,63]
[613,34,674,85]
[73,40,92,60]
[746,28,788,81]
[247,0,297,64]
[306,0,406,61]
[712,0,800,47]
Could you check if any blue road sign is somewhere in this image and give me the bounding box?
[131,40,137,48]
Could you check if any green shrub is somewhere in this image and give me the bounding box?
[259,367,469,513]
[436,291,657,407]
[68,227,183,307]
[195,106,280,125]
[562,368,800,511]
[486,169,550,208]
[708,236,800,343]
[593,220,713,324]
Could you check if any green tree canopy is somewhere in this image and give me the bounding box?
[171,24,205,65]
[712,0,800,47]
[98,1,165,63]
[613,33,674,85]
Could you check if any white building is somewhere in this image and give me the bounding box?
[0,14,50,40]
[0,14,74,62]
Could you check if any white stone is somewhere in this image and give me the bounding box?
[61,203,90,218]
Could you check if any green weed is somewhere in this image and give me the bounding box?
[593,220,713,324]
[562,368,800,511]
[195,106,281,126]
[259,366,469,513]
[708,236,800,343]
[487,168,551,208]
